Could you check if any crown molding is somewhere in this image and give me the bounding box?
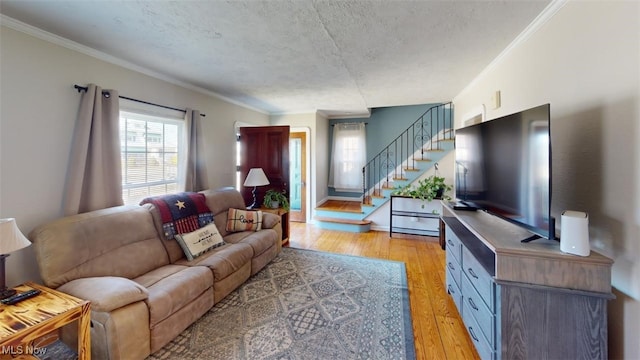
[454,0,568,100]
[0,14,269,115]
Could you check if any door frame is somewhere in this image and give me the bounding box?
[238,125,290,209]
[289,131,307,222]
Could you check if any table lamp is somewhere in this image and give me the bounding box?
[0,218,31,299]
[243,168,270,209]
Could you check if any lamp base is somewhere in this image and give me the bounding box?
[0,254,14,300]
[0,287,16,300]
[248,186,258,209]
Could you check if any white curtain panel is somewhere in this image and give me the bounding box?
[63,84,123,215]
[180,109,206,192]
[329,122,367,192]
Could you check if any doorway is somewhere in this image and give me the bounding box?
[289,132,307,222]
[238,126,290,207]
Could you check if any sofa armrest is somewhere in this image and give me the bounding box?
[262,212,281,229]
[57,276,149,312]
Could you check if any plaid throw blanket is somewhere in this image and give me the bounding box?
[140,192,214,239]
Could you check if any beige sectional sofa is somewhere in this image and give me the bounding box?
[29,187,282,360]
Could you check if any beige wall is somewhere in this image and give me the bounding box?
[452,2,639,358]
[0,26,269,286]
[315,112,329,204]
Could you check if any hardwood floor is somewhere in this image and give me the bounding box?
[288,222,480,360]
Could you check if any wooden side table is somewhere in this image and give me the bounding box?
[259,207,290,245]
[0,282,91,359]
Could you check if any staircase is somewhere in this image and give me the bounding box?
[315,103,454,232]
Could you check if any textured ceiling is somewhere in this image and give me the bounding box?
[0,0,550,117]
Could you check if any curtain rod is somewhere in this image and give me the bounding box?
[73,85,206,117]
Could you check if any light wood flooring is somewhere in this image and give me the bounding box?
[288,222,480,360]
[316,199,364,213]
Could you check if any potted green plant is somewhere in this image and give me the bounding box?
[391,175,452,206]
[262,189,290,211]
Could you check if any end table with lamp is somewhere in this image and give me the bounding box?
[0,218,92,359]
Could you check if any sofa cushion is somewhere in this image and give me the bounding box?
[29,205,171,288]
[57,276,148,312]
[224,229,279,257]
[174,222,225,261]
[200,187,247,237]
[134,265,213,327]
[226,208,263,232]
[176,243,254,282]
[200,187,247,216]
[262,212,280,229]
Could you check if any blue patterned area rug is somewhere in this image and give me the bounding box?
[148,247,416,360]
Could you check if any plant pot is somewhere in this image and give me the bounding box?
[435,188,444,199]
[270,201,280,209]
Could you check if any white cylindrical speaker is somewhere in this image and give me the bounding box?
[560,210,590,256]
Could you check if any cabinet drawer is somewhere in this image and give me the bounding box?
[463,301,495,360]
[462,273,495,346]
[446,246,461,288]
[446,267,462,312]
[462,246,495,311]
[445,226,463,263]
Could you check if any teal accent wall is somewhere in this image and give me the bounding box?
[328,103,444,197]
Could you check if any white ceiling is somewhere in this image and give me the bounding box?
[0,0,550,117]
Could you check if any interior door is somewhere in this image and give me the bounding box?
[239,126,290,208]
[289,132,307,222]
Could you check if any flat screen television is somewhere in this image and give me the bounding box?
[454,104,554,241]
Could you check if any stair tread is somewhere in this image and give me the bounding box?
[315,208,363,214]
[315,216,372,225]
[315,200,363,213]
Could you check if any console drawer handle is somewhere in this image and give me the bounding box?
[468,326,479,342]
[447,239,454,247]
[468,268,479,279]
[448,262,455,271]
[448,284,455,295]
[468,297,479,311]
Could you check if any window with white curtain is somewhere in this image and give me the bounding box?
[329,122,367,192]
[119,111,184,205]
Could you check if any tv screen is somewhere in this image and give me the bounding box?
[455,104,552,240]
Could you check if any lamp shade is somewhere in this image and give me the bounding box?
[243,168,270,187]
[0,218,31,255]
